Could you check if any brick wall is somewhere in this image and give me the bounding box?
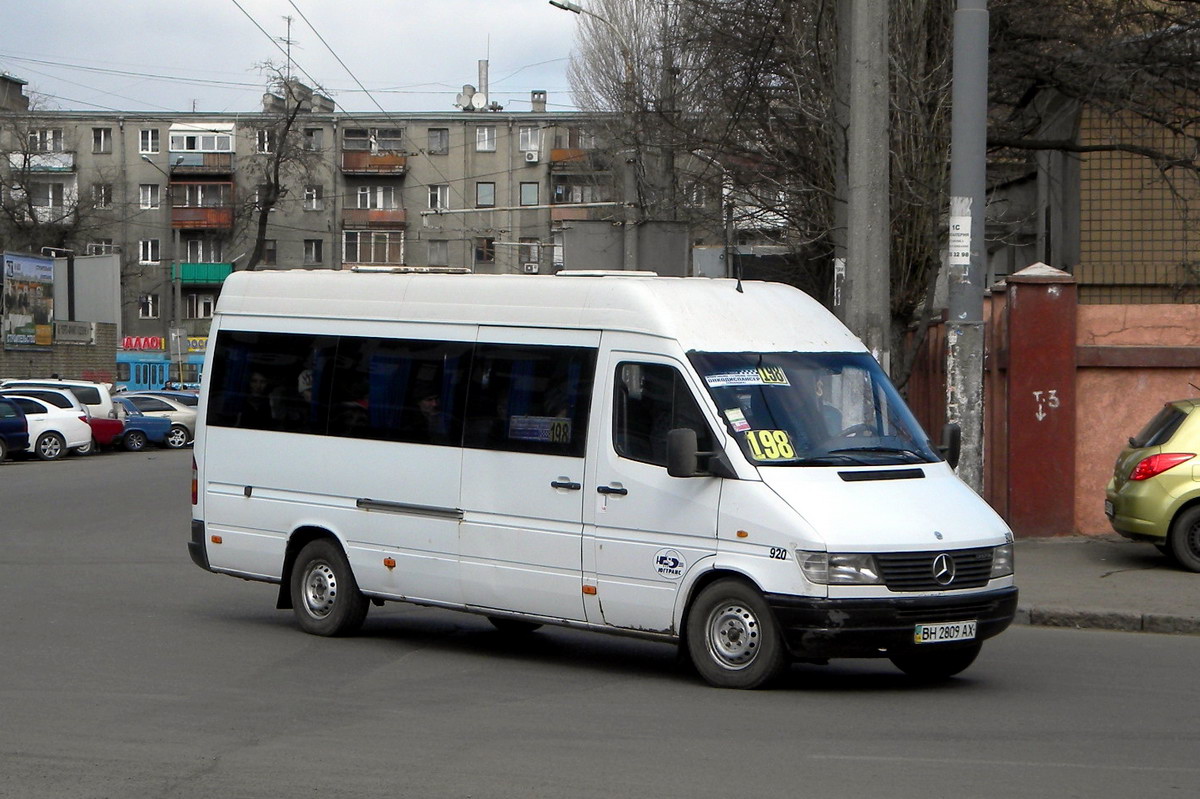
[0,323,118,384]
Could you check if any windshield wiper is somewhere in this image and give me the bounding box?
[826,445,929,463]
[792,453,873,466]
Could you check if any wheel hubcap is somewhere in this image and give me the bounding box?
[302,561,338,619]
[706,602,760,669]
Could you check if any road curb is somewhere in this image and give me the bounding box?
[1015,605,1200,635]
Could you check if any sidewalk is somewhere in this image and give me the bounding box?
[1014,534,1200,635]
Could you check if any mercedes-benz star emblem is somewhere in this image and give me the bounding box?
[932,553,956,586]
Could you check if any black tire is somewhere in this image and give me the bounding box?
[123,430,148,452]
[165,425,190,449]
[35,431,67,461]
[1168,506,1200,572]
[290,539,369,636]
[686,579,787,689]
[75,438,96,456]
[487,616,543,634]
[0,437,7,462]
[888,641,982,681]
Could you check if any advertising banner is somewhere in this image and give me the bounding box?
[3,252,55,349]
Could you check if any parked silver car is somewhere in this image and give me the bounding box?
[119,393,197,448]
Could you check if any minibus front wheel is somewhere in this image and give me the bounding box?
[686,579,787,689]
[290,539,369,636]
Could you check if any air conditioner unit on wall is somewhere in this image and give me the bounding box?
[524,150,539,164]
[523,262,539,274]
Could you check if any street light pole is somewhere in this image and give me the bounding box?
[550,0,640,272]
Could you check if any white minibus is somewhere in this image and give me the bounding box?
[189,270,1016,688]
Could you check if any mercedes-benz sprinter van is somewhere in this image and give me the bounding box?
[189,270,1016,688]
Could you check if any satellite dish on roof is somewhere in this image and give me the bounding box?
[456,84,476,109]
[471,92,488,110]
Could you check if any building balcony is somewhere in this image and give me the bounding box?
[171,152,235,174]
[549,148,607,173]
[341,151,408,175]
[172,262,234,284]
[8,152,75,172]
[342,208,407,228]
[171,206,234,229]
[550,205,599,222]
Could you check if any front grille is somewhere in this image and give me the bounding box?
[874,547,994,592]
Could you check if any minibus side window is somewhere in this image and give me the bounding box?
[613,362,712,467]
[463,344,596,457]
[207,330,337,433]
[327,337,471,445]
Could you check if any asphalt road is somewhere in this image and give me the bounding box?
[2,449,1199,798]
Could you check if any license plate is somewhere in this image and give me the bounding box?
[1104,500,1114,518]
[914,620,977,644]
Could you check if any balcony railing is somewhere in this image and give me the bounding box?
[172,262,234,284]
[8,152,75,172]
[171,152,235,174]
[341,208,407,228]
[341,151,408,175]
[171,206,234,229]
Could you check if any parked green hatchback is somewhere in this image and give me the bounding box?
[1106,399,1200,571]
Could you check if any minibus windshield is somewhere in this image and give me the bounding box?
[688,351,940,467]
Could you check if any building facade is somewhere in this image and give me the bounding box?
[0,79,635,343]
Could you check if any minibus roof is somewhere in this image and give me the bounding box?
[214,270,865,354]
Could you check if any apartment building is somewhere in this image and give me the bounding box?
[0,78,621,341]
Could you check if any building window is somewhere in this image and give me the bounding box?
[303,128,324,151]
[169,131,233,152]
[357,185,396,209]
[138,293,160,319]
[139,129,160,154]
[303,185,324,211]
[344,231,404,265]
[93,184,113,209]
[263,239,277,266]
[474,237,495,265]
[518,126,539,152]
[184,236,224,262]
[256,130,275,154]
[254,184,278,212]
[428,240,448,266]
[28,129,63,153]
[519,237,540,264]
[185,293,216,319]
[475,126,496,152]
[92,128,112,154]
[427,127,449,155]
[139,239,160,264]
[139,184,160,209]
[428,184,449,210]
[87,239,116,255]
[304,239,323,265]
[520,182,539,206]
[344,127,404,151]
[475,182,496,208]
[180,183,230,208]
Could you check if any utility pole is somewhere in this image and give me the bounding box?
[947,0,989,492]
[844,0,891,370]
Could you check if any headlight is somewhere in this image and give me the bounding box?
[990,543,1014,578]
[798,551,883,585]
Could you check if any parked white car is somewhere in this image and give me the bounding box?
[0,378,118,420]
[120,393,197,448]
[1,395,93,460]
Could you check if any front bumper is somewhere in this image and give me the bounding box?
[765,586,1018,659]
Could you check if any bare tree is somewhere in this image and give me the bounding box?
[238,67,328,271]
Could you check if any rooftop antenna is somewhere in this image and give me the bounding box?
[278,15,296,85]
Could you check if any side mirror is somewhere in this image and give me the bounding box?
[667,427,737,479]
[939,423,961,469]
[667,428,700,477]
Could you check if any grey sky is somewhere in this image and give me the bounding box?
[0,0,583,114]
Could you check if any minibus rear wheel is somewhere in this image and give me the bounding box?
[290,539,369,636]
[686,579,787,689]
